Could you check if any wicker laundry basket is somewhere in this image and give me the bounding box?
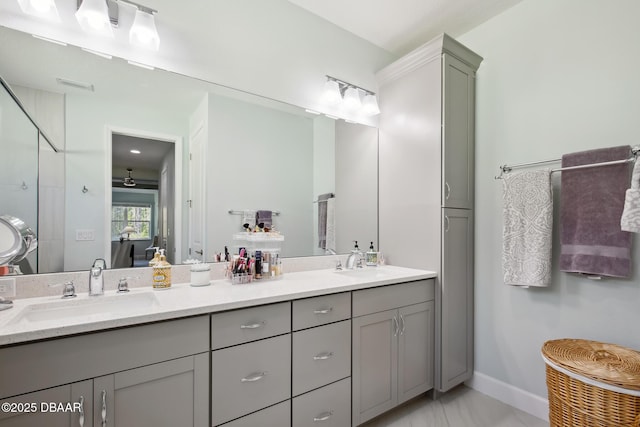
[542,339,640,427]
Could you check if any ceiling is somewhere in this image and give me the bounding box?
[287,0,523,55]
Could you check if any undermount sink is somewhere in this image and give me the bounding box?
[6,292,160,327]
[334,267,392,279]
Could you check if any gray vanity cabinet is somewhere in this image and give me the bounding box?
[351,280,435,426]
[0,380,92,427]
[93,354,209,427]
[377,33,481,394]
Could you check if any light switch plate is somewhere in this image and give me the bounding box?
[0,277,16,298]
[76,229,95,241]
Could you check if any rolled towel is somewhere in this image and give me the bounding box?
[621,157,640,233]
[502,169,553,287]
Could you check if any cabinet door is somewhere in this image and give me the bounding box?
[352,309,398,426]
[439,208,474,392]
[0,380,91,427]
[442,53,475,209]
[397,301,434,404]
[94,354,209,427]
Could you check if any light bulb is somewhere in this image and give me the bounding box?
[343,87,362,111]
[31,0,52,13]
[130,9,160,50]
[322,80,342,106]
[362,94,380,116]
[75,0,113,38]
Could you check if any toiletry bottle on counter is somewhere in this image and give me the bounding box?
[152,249,172,289]
[366,242,378,266]
[148,247,160,267]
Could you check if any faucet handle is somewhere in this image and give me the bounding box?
[335,260,343,271]
[49,281,77,299]
[117,277,130,293]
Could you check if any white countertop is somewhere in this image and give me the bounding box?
[0,265,436,346]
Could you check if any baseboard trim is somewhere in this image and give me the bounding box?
[465,371,549,421]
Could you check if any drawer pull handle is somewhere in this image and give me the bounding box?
[313,411,333,422]
[399,314,406,335]
[101,390,107,427]
[313,351,334,361]
[241,371,267,382]
[313,307,333,315]
[240,321,265,329]
[78,396,84,427]
[392,316,399,337]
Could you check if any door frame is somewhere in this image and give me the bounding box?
[104,125,183,268]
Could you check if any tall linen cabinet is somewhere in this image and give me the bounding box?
[377,34,482,393]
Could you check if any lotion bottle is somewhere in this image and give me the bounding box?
[152,249,172,290]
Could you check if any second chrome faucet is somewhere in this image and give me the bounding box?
[89,258,107,296]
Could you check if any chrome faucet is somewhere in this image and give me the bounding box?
[345,241,364,269]
[89,258,107,296]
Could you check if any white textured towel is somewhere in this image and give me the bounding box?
[502,169,553,287]
[325,197,336,253]
[621,158,640,233]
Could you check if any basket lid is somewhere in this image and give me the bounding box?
[542,339,640,391]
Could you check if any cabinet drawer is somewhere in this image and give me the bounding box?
[292,292,350,331]
[292,378,351,427]
[352,279,434,317]
[220,400,290,427]
[211,302,291,350]
[211,334,291,426]
[292,320,351,396]
[0,315,209,399]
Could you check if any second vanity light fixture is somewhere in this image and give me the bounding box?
[73,0,160,50]
[322,75,380,116]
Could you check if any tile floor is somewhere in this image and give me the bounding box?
[362,386,549,427]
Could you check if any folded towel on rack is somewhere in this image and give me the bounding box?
[317,193,334,249]
[560,145,632,278]
[256,210,272,229]
[325,197,336,253]
[502,169,553,287]
[241,210,256,230]
[621,158,640,233]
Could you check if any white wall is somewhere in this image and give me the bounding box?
[459,0,640,407]
[0,0,395,125]
[64,94,188,271]
[312,117,335,254]
[205,93,315,258]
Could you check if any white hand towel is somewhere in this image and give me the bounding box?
[325,197,336,253]
[241,210,256,229]
[621,158,640,233]
[502,169,553,287]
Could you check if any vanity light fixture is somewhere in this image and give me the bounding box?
[322,75,380,116]
[321,78,342,106]
[342,86,362,111]
[75,0,114,38]
[128,5,160,50]
[17,0,60,21]
[362,93,380,116]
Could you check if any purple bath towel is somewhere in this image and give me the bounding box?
[560,145,632,278]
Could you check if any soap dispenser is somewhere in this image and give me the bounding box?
[148,247,160,267]
[152,249,172,290]
[366,241,378,266]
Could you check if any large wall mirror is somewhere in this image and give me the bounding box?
[0,25,378,275]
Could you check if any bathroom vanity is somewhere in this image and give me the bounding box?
[0,265,435,427]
